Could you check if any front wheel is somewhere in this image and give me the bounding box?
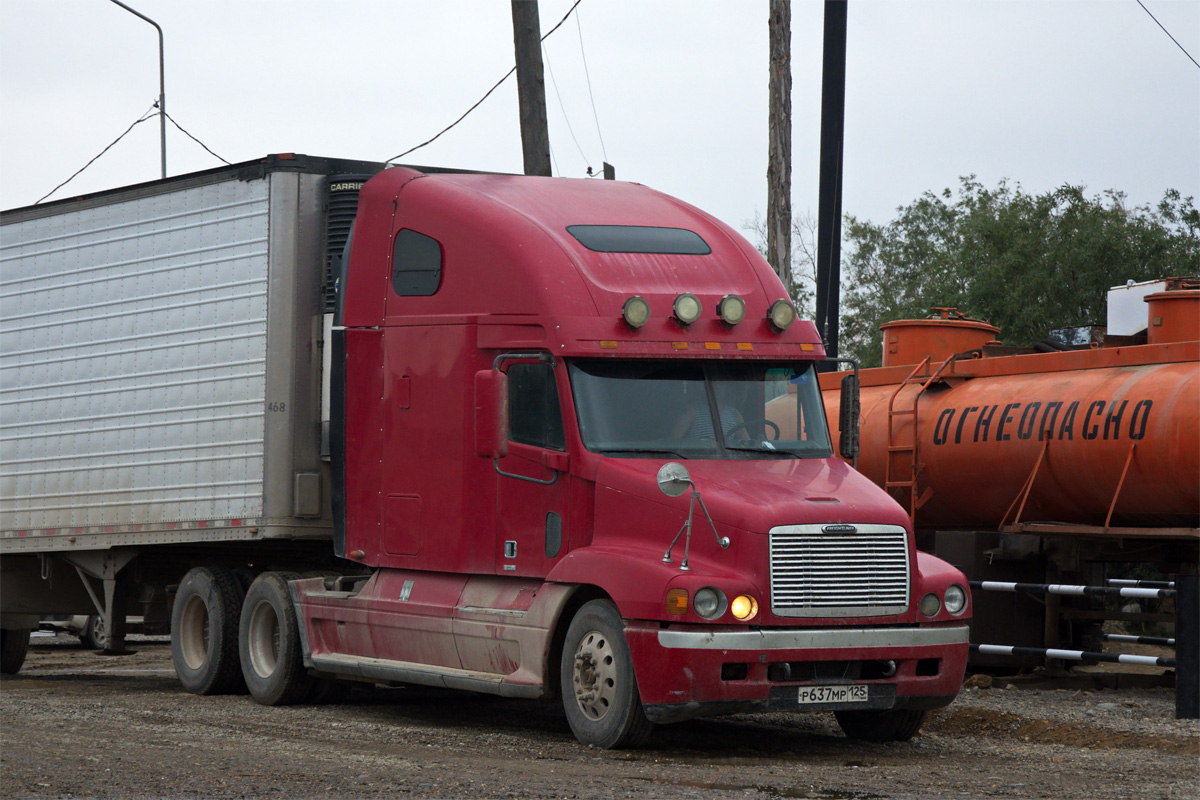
[559,600,652,749]
[835,708,927,742]
[239,572,314,705]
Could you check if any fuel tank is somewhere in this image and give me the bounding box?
[819,283,1200,530]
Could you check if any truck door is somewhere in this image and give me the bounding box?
[495,361,570,577]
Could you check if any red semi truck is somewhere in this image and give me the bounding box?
[1,155,969,748]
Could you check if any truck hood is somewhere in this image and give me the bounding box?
[593,456,911,533]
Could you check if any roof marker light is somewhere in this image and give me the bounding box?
[768,299,797,332]
[622,296,650,329]
[717,295,746,326]
[672,293,702,326]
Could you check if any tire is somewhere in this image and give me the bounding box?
[79,615,107,650]
[835,708,927,742]
[239,572,314,705]
[171,566,246,695]
[560,600,653,749]
[1,628,31,675]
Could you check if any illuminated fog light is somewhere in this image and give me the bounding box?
[717,295,746,326]
[693,587,727,619]
[944,584,967,615]
[767,299,796,332]
[672,293,702,325]
[920,592,942,618]
[622,296,650,329]
[730,594,759,621]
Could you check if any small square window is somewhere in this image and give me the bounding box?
[392,229,442,296]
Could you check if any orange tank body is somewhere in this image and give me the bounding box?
[817,289,1200,532]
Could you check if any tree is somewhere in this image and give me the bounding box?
[840,178,1200,367]
[746,210,817,318]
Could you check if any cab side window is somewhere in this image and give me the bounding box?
[392,229,442,296]
[508,363,565,450]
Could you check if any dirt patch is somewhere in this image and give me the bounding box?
[929,706,1198,754]
[3,637,1197,799]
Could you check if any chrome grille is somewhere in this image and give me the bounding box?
[769,524,910,618]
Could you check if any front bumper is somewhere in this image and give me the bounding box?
[625,623,970,724]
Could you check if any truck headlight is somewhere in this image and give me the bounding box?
[730,594,758,621]
[919,592,941,617]
[945,584,967,615]
[693,587,727,619]
[673,293,702,326]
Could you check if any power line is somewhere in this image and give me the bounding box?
[542,41,591,168]
[36,103,159,204]
[386,0,584,163]
[162,110,231,165]
[1136,0,1200,70]
[575,7,607,162]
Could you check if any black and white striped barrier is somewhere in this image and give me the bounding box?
[1103,633,1176,647]
[968,574,1197,720]
[1107,579,1175,589]
[971,644,1175,668]
[969,580,1175,600]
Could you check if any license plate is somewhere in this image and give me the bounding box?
[797,685,869,705]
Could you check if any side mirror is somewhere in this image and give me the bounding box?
[838,373,860,463]
[656,462,692,498]
[474,370,509,459]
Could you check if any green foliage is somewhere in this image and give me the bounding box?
[840,178,1200,367]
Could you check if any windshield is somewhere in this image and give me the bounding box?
[567,360,833,459]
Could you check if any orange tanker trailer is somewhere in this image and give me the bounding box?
[811,278,1199,665]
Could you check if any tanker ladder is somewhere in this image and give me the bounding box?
[968,575,1198,720]
[884,354,960,521]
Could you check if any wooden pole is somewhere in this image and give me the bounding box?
[511,0,552,176]
[767,0,792,287]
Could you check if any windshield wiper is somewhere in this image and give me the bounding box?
[601,447,691,459]
[725,445,799,458]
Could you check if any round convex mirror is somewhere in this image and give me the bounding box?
[656,462,691,498]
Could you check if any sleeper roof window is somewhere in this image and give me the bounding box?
[567,225,711,255]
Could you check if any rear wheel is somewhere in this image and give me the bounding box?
[170,567,245,694]
[239,572,314,705]
[79,615,108,650]
[560,600,653,749]
[0,628,31,675]
[835,708,927,742]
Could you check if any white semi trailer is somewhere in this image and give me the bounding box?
[1,154,382,673]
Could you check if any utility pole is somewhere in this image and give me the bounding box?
[108,0,166,179]
[815,0,847,364]
[767,0,792,288]
[511,0,552,177]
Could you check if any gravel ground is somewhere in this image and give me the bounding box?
[1,635,1196,799]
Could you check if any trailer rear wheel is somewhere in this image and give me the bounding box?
[835,708,927,742]
[239,572,314,705]
[171,567,245,694]
[560,600,653,749]
[1,628,31,675]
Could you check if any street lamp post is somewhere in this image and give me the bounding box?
[107,0,166,178]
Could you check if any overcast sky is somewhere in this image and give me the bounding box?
[1,0,1197,238]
